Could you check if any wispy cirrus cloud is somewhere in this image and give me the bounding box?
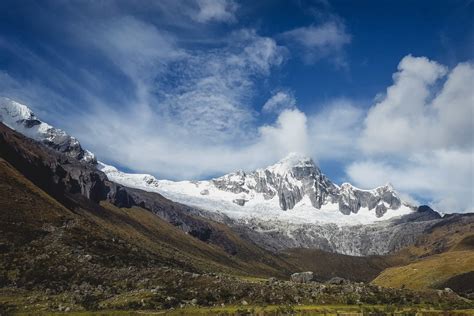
[281,21,351,65]
[262,90,296,114]
[192,0,238,23]
[58,11,294,177]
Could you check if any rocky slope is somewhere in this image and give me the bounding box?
[228,208,443,256]
[0,121,295,271]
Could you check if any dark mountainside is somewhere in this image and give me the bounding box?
[0,122,473,314]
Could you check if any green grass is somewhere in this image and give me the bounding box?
[372,250,474,290]
[11,305,474,316]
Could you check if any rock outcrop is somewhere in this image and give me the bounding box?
[290,271,314,283]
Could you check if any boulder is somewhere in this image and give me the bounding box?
[290,271,313,283]
[327,277,347,285]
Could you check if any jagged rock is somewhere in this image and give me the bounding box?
[213,170,249,194]
[206,154,339,211]
[232,198,247,206]
[291,272,313,283]
[375,204,387,217]
[336,183,401,215]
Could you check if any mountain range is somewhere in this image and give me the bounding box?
[0,97,473,313]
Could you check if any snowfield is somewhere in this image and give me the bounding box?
[98,158,414,226]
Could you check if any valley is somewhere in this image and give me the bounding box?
[0,99,473,314]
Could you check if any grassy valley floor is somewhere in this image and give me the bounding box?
[5,305,474,315]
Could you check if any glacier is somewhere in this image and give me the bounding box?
[98,154,414,227]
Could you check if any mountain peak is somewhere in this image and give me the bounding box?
[267,152,315,175]
[0,98,96,163]
[278,152,313,164]
[0,97,35,123]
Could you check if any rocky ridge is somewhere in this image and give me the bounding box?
[0,97,95,163]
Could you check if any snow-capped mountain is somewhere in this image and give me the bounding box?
[0,97,95,163]
[0,98,414,226]
[98,153,414,226]
[1,98,439,255]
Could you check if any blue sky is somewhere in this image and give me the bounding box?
[0,0,473,212]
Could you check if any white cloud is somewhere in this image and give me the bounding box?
[281,21,351,65]
[73,107,309,179]
[193,0,238,23]
[0,5,291,179]
[62,17,291,178]
[150,29,285,143]
[66,11,286,144]
[347,150,474,213]
[308,99,364,160]
[229,29,285,74]
[360,55,473,154]
[262,91,296,113]
[258,109,310,158]
[76,16,185,105]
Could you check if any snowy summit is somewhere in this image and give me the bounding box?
[99,153,414,226]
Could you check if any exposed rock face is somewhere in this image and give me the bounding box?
[0,122,106,204]
[211,153,404,216]
[291,271,314,283]
[337,183,402,217]
[213,154,339,211]
[0,97,95,164]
